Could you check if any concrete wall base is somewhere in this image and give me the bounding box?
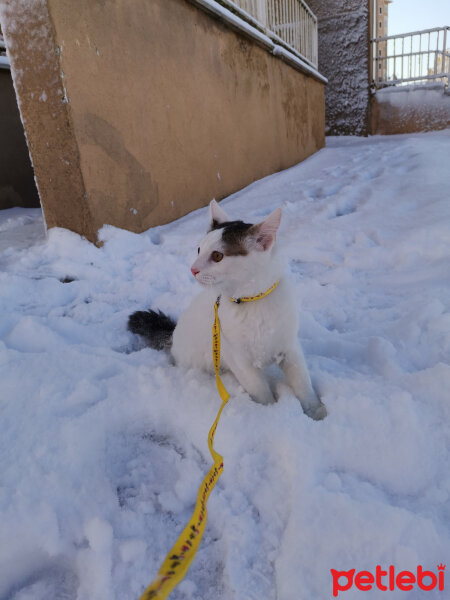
[370,86,450,135]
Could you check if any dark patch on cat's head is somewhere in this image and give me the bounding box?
[210,220,254,256]
[210,219,249,231]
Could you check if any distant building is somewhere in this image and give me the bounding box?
[376,0,391,37]
[375,0,393,83]
[435,48,450,80]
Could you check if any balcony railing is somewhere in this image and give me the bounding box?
[0,3,320,75]
[0,33,10,70]
[371,26,449,88]
[222,0,318,69]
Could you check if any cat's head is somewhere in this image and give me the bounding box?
[190,200,282,289]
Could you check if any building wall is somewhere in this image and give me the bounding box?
[375,0,390,37]
[374,0,391,83]
[308,0,371,136]
[0,70,40,209]
[0,0,325,242]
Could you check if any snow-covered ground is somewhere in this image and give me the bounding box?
[1,131,450,600]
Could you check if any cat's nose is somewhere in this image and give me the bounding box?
[191,267,199,277]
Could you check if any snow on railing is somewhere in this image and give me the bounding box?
[224,0,318,68]
[371,26,449,88]
[0,32,10,70]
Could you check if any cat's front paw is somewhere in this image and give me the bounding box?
[304,400,327,421]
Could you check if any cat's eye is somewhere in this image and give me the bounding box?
[211,251,224,263]
[197,247,200,254]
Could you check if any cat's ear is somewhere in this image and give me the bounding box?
[209,199,229,229]
[249,207,282,251]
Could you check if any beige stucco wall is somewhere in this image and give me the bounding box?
[1,0,325,242]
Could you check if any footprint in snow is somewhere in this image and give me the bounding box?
[1,558,78,600]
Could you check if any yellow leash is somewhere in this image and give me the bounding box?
[138,282,279,600]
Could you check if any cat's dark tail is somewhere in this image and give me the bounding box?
[128,309,176,351]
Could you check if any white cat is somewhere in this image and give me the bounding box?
[129,200,327,421]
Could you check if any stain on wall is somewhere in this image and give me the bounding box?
[79,113,159,228]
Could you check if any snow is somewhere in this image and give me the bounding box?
[1,130,450,600]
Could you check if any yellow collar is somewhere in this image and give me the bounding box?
[229,280,279,304]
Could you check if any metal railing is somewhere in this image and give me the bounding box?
[371,26,449,88]
[224,0,318,68]
[0,33,10,70]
